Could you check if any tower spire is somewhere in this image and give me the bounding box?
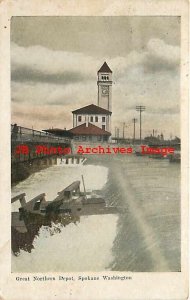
[98,62,112,74]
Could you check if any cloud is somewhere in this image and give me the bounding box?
[11,39,180,84]
[110,39,180,77]
[147,39,180,64]
[11,42,100,84]
[11,68,92,84]
[11,39,180,137]
[11,80,97,106]
[143,38,180,72]
[12,102,73,130]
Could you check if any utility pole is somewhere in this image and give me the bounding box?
[136,106,146,144]
[115,127,117,138]
[123,122,125,139]
[132,118,137,144]
[117,128,120,139]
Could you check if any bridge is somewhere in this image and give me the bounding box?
[11,124,72,164]
[11,124,73,184]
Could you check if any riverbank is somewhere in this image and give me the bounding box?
[11,157,57,186]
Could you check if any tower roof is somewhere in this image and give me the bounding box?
[98,62,112,73]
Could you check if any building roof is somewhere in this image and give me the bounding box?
[43,128,73,137]
[43,128,66,133]
[98,62,112,73]
[69,123,111,136]
[72,104,112,115]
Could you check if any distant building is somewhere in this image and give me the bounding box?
[70,62,113,142]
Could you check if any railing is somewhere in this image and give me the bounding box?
[11,124,71,144]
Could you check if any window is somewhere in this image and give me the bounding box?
[97,136,102,141]
[102,125,106,130]
[74,136,79,140]
[101,75,109,81]
[78,116,82,122]
[82,136,86,141]
[102,117,105,122]
[90,116,93,122]
[95,116,98,122]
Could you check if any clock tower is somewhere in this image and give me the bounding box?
[97,62,112,112]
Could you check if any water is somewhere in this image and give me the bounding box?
[11,154,180,272]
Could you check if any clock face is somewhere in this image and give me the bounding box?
[102,86,109,95]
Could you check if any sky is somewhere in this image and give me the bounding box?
[11,16,180,138]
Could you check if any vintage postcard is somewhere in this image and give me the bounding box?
[0,0,189,299]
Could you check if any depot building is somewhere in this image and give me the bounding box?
[68,62,113,143]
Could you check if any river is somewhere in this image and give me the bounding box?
[11,154,180,272]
